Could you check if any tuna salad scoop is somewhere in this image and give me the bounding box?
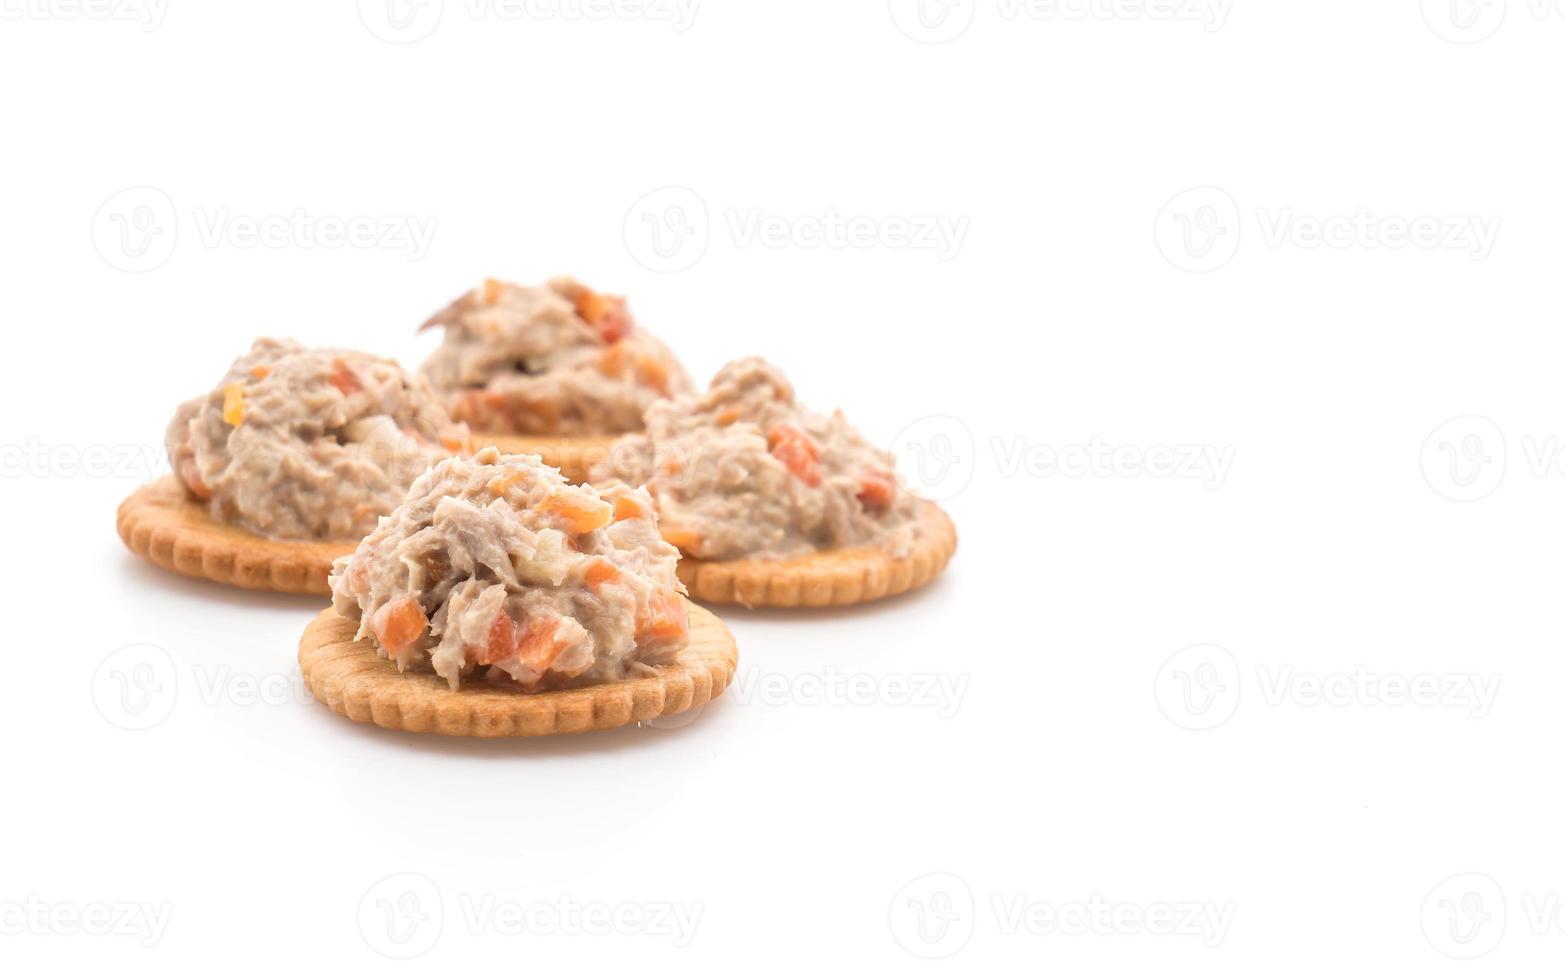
[419,277,691,437]
[330,447,690,693]
[588,358,922,561]
[166,338,468,541]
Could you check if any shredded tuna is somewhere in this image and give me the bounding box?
[166,338,467,540]
[589,358,921,560]
[420,277,691,436]
[330,447,689,692]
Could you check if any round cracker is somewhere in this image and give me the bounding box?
[297,600,738,737]
[471,432,620,484]
[117,476,353,595]
[675,500,956,608]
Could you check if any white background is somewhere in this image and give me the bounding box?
[1,0,1559,975]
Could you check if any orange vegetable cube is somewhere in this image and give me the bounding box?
[487,471,525,497]
[583,559,620,589]
[636,354,671,395]
[613,496,647,522]
[515,615,568,672]
[472,610,515,666]
[660,526,701,555]
[372,596,428,657]
[538,493,612,534]
[222,384,246,426]
[482,278,505,304]
[636,592,689,646]
[572,286,634,343]
[767,424,822,487]
[857,470,897,511]
[329,359,361,396]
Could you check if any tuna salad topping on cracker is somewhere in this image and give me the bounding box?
[419,277,691,437]
[588,357,921,561]
[330,447,690,692]
[166,338,468,541]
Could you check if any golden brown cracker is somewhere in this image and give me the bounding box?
[297,600,739,737]
[117,476,352,595]
[470,432,619,484]
[675,500,956,608]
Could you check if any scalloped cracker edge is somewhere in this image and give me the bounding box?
[117,476,353,595]
[297,599,738,737]
[676,500,956,608]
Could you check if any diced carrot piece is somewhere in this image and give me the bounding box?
[472,611,516,666]
[597,341,627,377]
[636,592,689,646]
[222,384,246,426]
[613,496,647,521]
[483,278,505,304]
[661,526,701,554]
[373,596,428,657]
[573,287,608,324]
[439,429,470,453]
[583,559,619,589]
[767,424,822,487]
[661,456,682,476]
[715,408,741,426]
[515,615,568,672]
[538,494,612,534]
[329,359,361,396]
[572,287,634,343]
[488,471,525,497]
[248,365,271,380]
[636,353,670,394]
[857,470,897,511]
